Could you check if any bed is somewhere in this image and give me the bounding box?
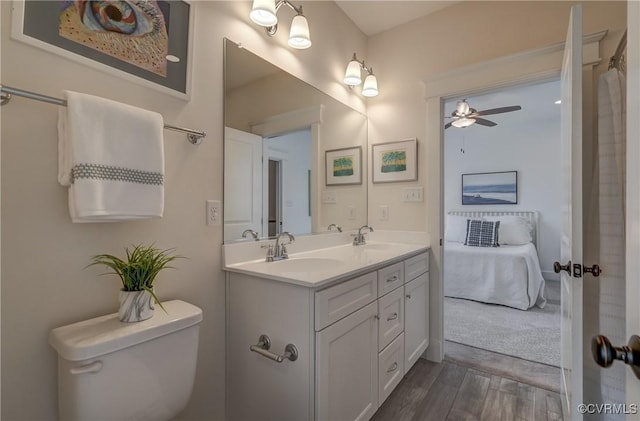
[444,210,546,310]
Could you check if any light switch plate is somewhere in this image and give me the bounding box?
[322,190,337,204]
[402,187,424,202]
[347,206,356,220]
[380,205,389,221]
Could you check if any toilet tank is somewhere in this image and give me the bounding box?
[49,300,203,421]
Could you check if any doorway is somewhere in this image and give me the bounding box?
[442,80,562,381]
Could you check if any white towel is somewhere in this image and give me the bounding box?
[57,91,165,222]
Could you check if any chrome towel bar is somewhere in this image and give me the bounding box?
[0,85,206,145]
[250,334,298,363]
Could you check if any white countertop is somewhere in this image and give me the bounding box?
[224,241,430,288]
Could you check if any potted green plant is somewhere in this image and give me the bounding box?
[89,244,184,322]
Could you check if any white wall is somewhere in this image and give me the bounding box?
[444,93,562,281]
[0,2,366,420]
[265,130,312,235]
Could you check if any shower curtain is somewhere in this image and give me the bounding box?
[597,67,626,416]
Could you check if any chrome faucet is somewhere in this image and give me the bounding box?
[327,223,342,232]
[353,225,373,246]
[242,229,259,241]
[266,231,295,262]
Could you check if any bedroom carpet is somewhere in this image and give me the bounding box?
[444,296,561,367]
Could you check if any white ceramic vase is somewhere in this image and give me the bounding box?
[118,289,155,322]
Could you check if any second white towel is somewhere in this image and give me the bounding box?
[58,91,165,222]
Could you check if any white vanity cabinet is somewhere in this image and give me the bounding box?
[226,249,429,421]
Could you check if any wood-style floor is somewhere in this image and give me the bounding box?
[372,342,563,421]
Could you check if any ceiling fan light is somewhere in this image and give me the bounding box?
[288,14,312,49]
[250,0,278,27]
[456,100,470,115]
[451,117,476,128]
[362,73,378,97]
[344,59,362,86]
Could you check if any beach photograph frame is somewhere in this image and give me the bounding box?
[462,171,518,205]
[325,146,362,186]
[372,138,418,183]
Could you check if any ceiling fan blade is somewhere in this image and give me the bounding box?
[474,118,497,127]
[444,122,453,129]
[474,105,522,116]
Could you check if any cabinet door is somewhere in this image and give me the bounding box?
[317,302,378,421]
[404,272,429,371]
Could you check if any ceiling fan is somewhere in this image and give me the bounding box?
[444,99,522,129]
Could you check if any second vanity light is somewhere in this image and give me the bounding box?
[250,0,312,49]
[343,53,379,97]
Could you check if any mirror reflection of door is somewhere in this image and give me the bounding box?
[268,159,282,237]
[263,129,312,237]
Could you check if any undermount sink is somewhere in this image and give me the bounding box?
[269,257,344,272]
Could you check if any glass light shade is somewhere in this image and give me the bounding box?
[361,74,379,97]
[451,117,476,128]
[455,100,470,115]
[250,0,278,27]
[288,15,312,49]
[343,60,362,86]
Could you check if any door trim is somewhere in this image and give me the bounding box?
[421,32,605,363]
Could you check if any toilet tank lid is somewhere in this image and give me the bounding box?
[49,300,203,361]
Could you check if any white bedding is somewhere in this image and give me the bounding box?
[444,242,546,310]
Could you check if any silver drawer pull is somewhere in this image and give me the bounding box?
[406,294,412,299]
[387,312,398,321]
[386,275,399,283]
[249,334,298,363]
[387,362,398,373]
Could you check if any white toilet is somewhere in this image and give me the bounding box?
[49,300,202,421]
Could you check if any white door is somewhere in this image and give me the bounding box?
[224,127,263,241]
[316,301,378,421]
[558,4,583,418]
[627,0,640,411]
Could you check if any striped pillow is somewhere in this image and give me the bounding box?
[465,219,500,247]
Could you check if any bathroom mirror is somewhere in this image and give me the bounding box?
[223,39,368,243]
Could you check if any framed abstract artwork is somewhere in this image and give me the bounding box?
[371,138,418,183]
[462,171,518,205]
[325,146,362,186]
[11,0,193,99]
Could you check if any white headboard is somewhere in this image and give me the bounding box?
[447,210,539,248]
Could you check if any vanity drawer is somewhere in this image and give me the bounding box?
[404,252,429,282]
[378,332,405,406]
[378,286,404,351]
[315,272,377,331]
[378,262,404,296]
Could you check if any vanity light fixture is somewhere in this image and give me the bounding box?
[343,53,379,97]
[250,0,312,49]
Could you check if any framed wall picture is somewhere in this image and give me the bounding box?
[11,0,193,99]
[325,146,362,186]
[462,171,518,205]
[372,138,418,183]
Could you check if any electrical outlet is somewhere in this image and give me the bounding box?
[347,206,356,220]
[380,205,389,221]
[206,200,221,226]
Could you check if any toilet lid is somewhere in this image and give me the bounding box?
[49,300,203,361]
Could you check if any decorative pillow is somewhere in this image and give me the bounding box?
[483,215,532,245]
[465,219,500,247]
[445,215,469,243]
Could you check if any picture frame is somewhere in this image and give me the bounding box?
[371,138,418,183]
[462,171,518,205]
[10,0,193,100]
[325,146,362,186]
